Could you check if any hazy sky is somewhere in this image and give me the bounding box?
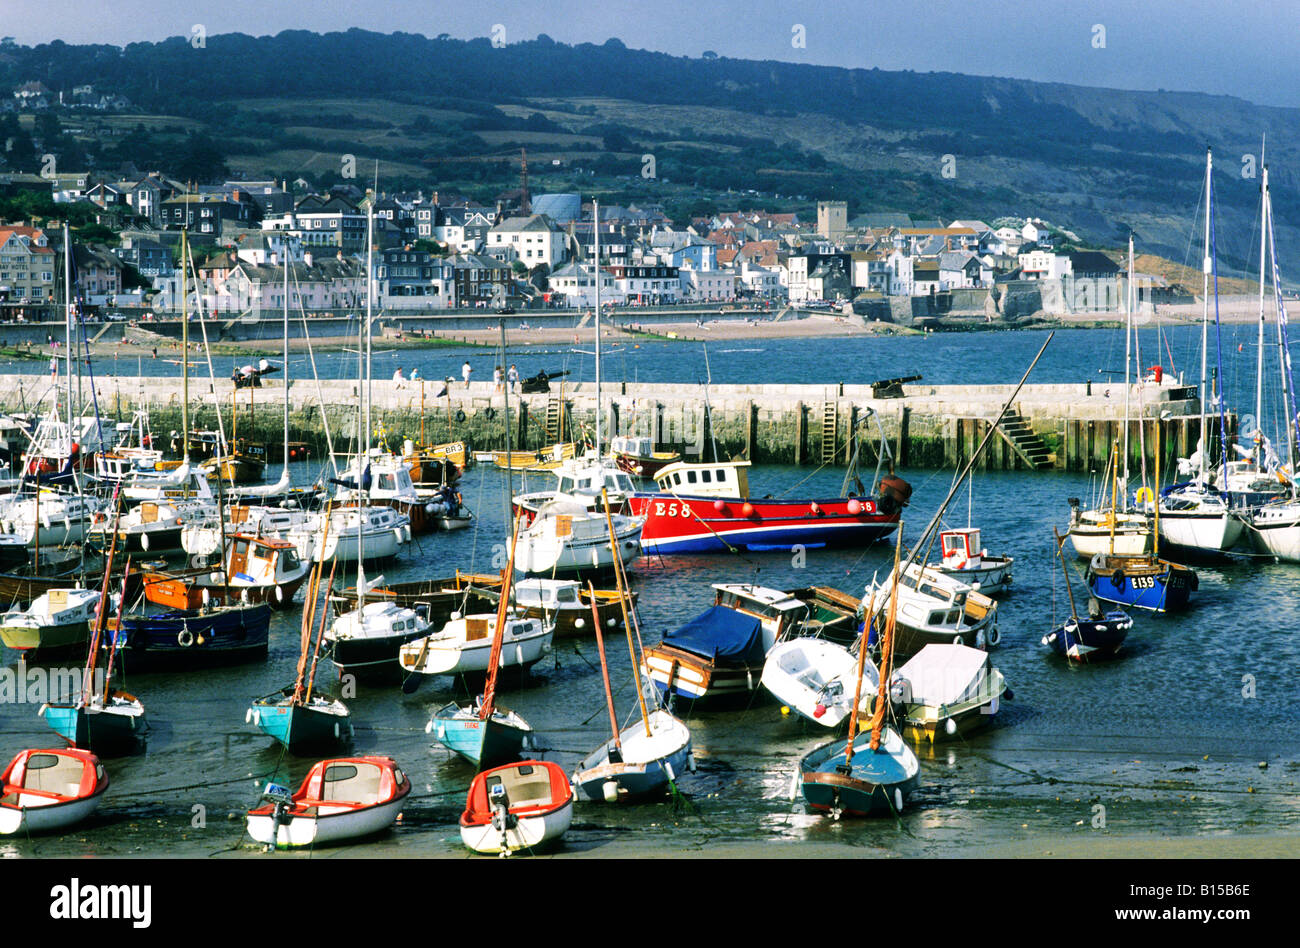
[8,0,1300,109]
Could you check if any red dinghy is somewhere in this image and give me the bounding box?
[0,748,108,836]
[460,759,573,856]
[246,756,410,849]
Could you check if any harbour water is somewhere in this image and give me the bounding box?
[2,323,1298,859]
[2,457,1298,859]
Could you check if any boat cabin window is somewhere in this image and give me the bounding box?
[672,472,682,486]
[701,470,712,483]
[280,548,301,572]
[687,470,697,484]
[379,473,396,491]
[321,761,382,801]
[556,585,579,604]
[716,469,728,482]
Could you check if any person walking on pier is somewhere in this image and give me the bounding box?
[507,363,519,393]
[462,360,472,388]
[393,366,405,388]
[494,365,503,393]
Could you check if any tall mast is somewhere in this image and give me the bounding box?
[357,196,374,607]
[1265,184,1298,478]
[593,198,602,455]
[63,223,72,443]
[181,231,189,464]
[1199,148,1211,480]
[500,319,513,520]
[1122,233,1133,497]
[1256,163,1269,468]
[282,237,290,479]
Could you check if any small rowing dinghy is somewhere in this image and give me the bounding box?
[460,759,573,856]
[0,748,108,835]
[246,756,410,849]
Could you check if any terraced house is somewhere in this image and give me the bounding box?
[0,224,55,303]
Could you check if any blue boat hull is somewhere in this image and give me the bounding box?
[1086,559,1194,613]
[111,605,271,670]
[1042,612,1132,662]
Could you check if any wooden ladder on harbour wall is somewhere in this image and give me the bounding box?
[820,401,838,464]
[992,410,1053,469]
[545,395,566,442]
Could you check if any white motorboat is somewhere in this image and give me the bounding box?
[760,636,874,728]
[513,499,642,577]
[326,599,431,677]
[931,527,1014,594]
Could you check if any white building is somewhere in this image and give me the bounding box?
[486,214,569,269]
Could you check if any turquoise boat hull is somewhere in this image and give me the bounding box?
[41,700,145,757]
[249,695,352,754]
[429,701,533,771]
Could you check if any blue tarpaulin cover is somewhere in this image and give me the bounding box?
[664,606,765,663]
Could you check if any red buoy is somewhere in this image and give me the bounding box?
[712,499,726,513]
[741,502,756,518]
[847,499,862,515]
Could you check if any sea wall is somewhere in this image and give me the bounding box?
[0,374,1215,474]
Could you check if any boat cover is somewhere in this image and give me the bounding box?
[895,644,987,705]
[664,606,764,663]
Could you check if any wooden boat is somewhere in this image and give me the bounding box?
[246,756,410,849]
[610,435,680,480]
[426,522,538,770]
[573,553,694,802]
[626,460,909,555]
[1085,432,1197,614]
[460,759,573,856]
[406,440,470,479]
[643,583,830,703]
[109,604,272,670]
[513,578,635,637]
[492,441,578,472]
[0,587,102,656]
[396,612,551,679]
[932,527,1013,595]
[799,533,920,818]
[761,636,873,728]
[143,534,310,610]
[0,748,108,836]
[890,643,1008,742]
[1043,612,1132,662]
[1086,552,1195,613]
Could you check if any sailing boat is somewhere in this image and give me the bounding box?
[40,505,146,756]
[248,505,352,752]
[426,515,537,770]
[1237,163,1300,560]
[1067,240,1153,559]
[1044,528,1132,662]
[572,494,693,802]
[798,531,920,818]
[1086,281,1198,614]
[1156,147,1245,555]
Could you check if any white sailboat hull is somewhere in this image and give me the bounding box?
[1157,509,1243,553]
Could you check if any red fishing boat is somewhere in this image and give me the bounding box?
[626,460,910,555]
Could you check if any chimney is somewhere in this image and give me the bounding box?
[432,191,439,206]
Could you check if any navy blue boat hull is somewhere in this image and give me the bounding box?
[110,605,272,670]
